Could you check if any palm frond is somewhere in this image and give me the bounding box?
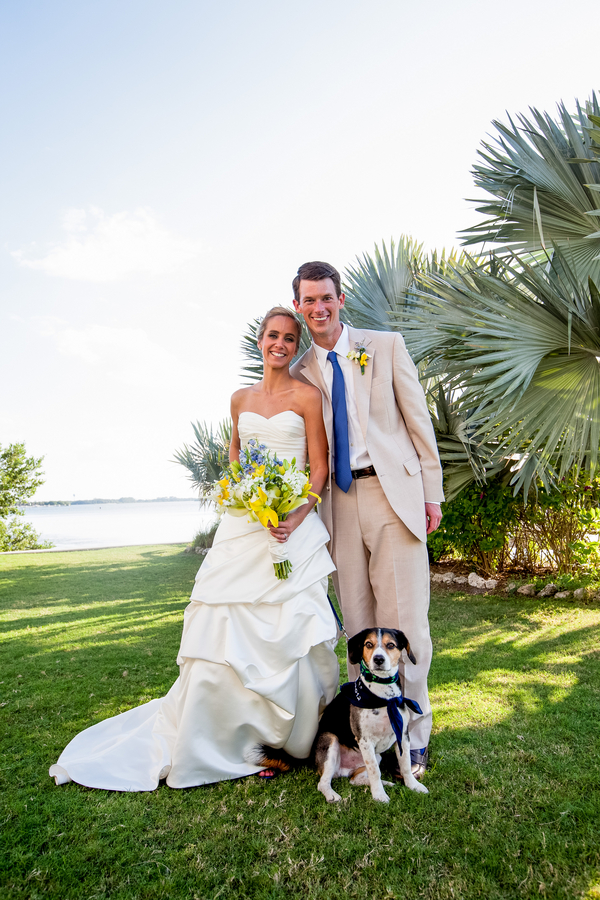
[461,93,600,283]
[427,383,507,500]
[394,249,600,494]
[343,237,426,330]
[343,237,469,332]
[173,419,232,499]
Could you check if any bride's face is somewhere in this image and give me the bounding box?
[258,316,298,369]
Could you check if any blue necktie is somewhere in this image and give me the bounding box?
[327,351,352,492]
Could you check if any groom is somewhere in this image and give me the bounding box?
[290,260,444,778]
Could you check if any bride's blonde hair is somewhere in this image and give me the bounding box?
[257,307,303,353]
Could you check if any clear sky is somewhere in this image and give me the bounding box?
[1,0,598,501]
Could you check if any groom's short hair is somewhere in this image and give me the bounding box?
[293,261,342,301]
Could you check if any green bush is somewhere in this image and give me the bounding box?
[0,516,52,551]
[429,472,600,576]
[428,475,520,573]
[0,442,51,551]
[190,521,219,550]
[512,475,600,574]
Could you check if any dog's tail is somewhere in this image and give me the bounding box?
[244,744,302,774]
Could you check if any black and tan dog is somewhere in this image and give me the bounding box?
[250,628,429,803]
[314,627,428,803]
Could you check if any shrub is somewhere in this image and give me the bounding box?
[190,521,219,551]
[430,473,600,576]
[511,475,600,574]
[0,517,52,552]
[0,442,51,552]
[428,475,520,574]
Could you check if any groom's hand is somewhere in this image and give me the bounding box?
[425,502,442,535]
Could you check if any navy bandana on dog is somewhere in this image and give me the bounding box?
[339,679,423,756]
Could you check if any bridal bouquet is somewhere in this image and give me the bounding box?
[208,439,320,580]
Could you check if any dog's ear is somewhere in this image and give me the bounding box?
[348,629,373,665]
[392,630,417,665]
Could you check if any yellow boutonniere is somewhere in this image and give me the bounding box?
[347,345,372,374]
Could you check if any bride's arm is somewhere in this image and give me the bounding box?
[229,393,242,464]
[301,389,329,500]
[269,387,328,541]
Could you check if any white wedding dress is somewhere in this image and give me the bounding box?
[49,411,339,791]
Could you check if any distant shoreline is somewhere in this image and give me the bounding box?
[22,496,199,507]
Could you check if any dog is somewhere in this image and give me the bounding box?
[313,627,429,803]
[249,627,429,803]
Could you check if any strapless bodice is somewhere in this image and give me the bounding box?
[238,410,307,469]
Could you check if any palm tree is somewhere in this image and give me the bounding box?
[396,249,600,495]
[342,238,489,498]
[461,94,600,283]
[173,419,232,499]
[342,237,426,330]
[343,237,467,335]
[426,382,508,501]
[341,99,600,496]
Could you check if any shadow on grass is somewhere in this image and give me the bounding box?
[0,547,198,630]
[424,594,600,851]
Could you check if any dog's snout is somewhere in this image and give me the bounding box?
[372,654,385,666]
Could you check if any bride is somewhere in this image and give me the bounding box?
[50,307,339,791]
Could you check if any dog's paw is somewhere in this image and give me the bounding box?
[318,784,342,803]
[381,780,395,788]
[405,777,429,794]
[372,789,390,803]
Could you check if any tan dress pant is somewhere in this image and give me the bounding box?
[330,476,432,749]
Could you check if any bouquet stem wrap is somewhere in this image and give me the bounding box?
[266,530,292,580]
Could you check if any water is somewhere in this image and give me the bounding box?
[18,501,216,551]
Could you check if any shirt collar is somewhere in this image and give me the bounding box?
[313,323,350,370]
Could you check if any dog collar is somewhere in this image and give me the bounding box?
[359,659,399,684]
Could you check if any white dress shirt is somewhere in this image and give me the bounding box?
[313,324,372,471]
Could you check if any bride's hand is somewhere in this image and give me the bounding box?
[268,510,304,543]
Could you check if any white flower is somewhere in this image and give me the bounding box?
[283,469,306,493]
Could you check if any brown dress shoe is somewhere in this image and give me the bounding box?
[393,747,428,781]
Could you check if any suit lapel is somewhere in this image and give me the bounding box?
[347,326,373,440]
[299,346,333,440]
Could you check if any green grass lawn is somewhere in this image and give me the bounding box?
[1,545,599,900]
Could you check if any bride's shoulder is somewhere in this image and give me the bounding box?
[293,379,320,398]
[231,385,257,413]
[232,385,257,402]
[293,380,322,411]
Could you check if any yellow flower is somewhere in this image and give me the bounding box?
[347,346,371,372]
[248,486,279,529]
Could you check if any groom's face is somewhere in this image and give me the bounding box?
[293,278,345,346]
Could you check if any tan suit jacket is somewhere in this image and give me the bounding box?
[290,326,444,543]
